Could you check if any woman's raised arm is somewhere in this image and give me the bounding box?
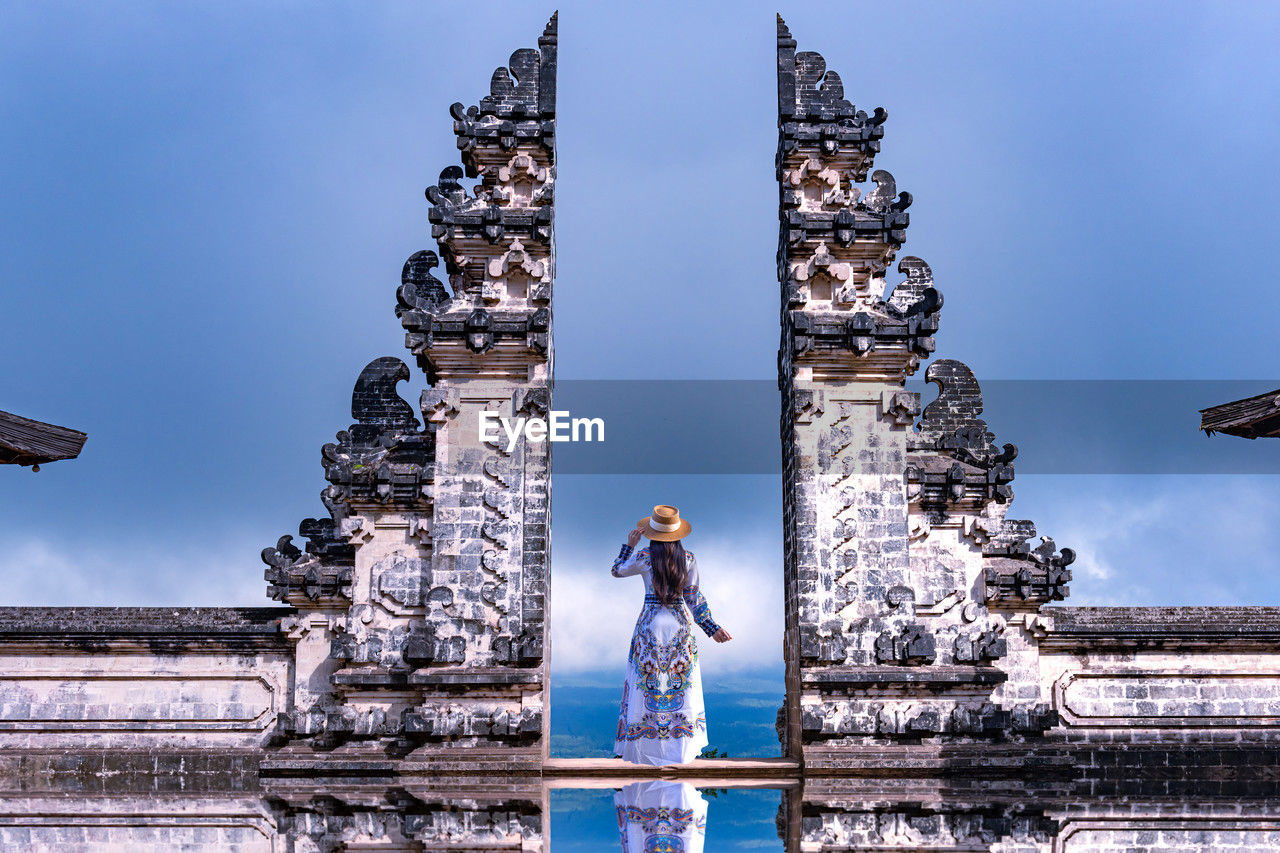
[611,527,645,573]
[611,544,645,577]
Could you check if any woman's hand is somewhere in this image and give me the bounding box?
[712,628,732,643]
[626,527,644,548]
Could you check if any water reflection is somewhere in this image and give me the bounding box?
[614,781,707,852]
[4,761,1278,850]
[550,786,780,852]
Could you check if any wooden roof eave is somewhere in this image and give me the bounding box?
[0,409,88,466]
[1199,389,1280,439]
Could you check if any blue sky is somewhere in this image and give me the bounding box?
[3,2,1280,772]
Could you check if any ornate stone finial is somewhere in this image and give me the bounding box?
[408,16,556,383]
[777,14,797,122]
[794,50,853,119]
[983,522,1075,606]
[917,358,1017,471]
[397,250,449,317]
[886,256,940,316]
[319,358,432,508]
[426,166,469,208]
[351,357,418,431]
[448,13,557,175]
[539,11,558,115]
[920,359,986,435]
[480,48,541,117]
[262,519,356,607]
[778,19,886,152]
[776,22,931,380]
[862,169,911,214]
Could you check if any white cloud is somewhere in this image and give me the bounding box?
[0,527,788,675]
[1019,475,1280,606]
[0,532,267,607]
[550,534,783,675]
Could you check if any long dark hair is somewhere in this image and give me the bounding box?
[649,539,689,607]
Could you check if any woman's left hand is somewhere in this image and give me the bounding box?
[712,628,732,643]
[626,527,644,548]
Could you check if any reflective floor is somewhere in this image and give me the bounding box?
[2,748,1278,850]
[1,782,1278,850]
[548,780,1280,852]
[551,784,783,852]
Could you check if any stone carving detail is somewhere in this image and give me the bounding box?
[799,695,1061,741]
[875,623,937,665]
[953,628,1007,663]
[402,622,467,667]
[778,16,887,161]
[493,153,552,207]
[881,388,920,426]
[320,362,432,509]
[483,238,551,304]
[449,14,556,168]
[402,702,541,741]
[262,518,355,607]
[397,13,556,386]
[427,166,553,249]
[396,249,449,316]
[950,702,1059,736]
[275,703,404,747]
[263,357,429,609]
[984,522,1075,605]
[796,801,1058,850]
[374,555,430,613]
[907,360,1017,509]
[274,790,542,853]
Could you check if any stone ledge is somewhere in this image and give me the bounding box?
[0,606,294,633]
[331,668,411,688]
[261,748,542,779]
[1042,606,1280,651]
[409,667,542,686]
[802,743,1076,778]
[0,607,294,651]
[329,667,544,689]
[802,665,1008,690]
[0,748,264,794]
[542,757,801,788]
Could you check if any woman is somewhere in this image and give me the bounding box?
[615,780,708,852]
[612,505,732,765]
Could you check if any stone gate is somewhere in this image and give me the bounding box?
[1,13,1278,852]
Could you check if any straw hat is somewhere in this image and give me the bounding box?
[636,505,692,542]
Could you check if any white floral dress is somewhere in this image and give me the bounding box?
[611,544,722,765]
[614,780,708,853]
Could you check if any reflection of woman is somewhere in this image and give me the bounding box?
[615,780,707,853]
[612,505,732,766]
